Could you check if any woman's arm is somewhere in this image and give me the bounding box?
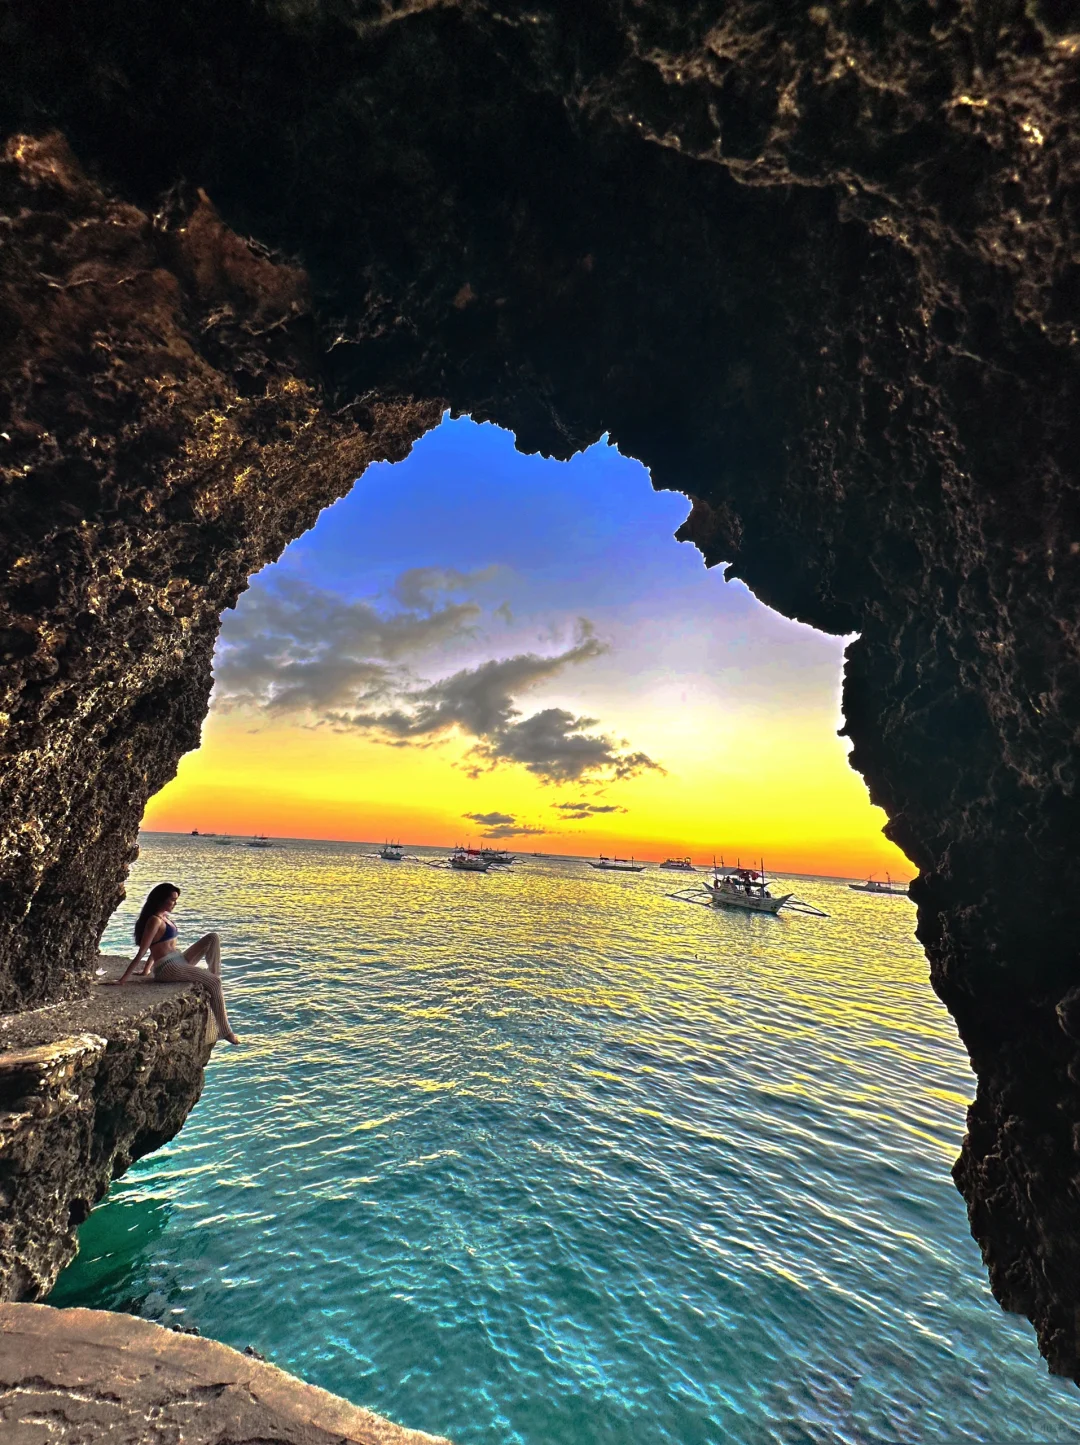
[108,919,163,984]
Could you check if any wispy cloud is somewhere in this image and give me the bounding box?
[216,578,663,787]
[393,565,504,610]
[461,811,548,839]
[553,801,628,818]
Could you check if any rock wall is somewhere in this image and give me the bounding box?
[0,133,442,1012]
[0,959,218,1301]
[1,0,1078,1380]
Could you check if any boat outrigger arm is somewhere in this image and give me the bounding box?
[667,884,828,918]
[774,896,828,917]
[667,860,829,918]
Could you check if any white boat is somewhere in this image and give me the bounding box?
[479,847,514,866]
[668,858,827,918]
[704,864,792,913]
[588,855,645,873]
[849,874,909,896]
[449,847,491,873]
[658,857,695,871]
[247,835,273,848]
[379,841,405,861]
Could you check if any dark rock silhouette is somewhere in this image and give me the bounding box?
[1,0,1078,1382]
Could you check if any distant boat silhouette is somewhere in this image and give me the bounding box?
[849,874,909,896]
[588,855,644,873]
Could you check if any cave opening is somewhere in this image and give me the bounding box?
[143,413,903,881]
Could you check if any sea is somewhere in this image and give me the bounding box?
[51,833,1080,1444]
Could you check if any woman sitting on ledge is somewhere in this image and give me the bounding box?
[107,882,240,1045]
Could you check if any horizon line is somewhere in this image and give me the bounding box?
[138,830,912,886]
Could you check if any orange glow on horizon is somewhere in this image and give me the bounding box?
[142,707,914,882]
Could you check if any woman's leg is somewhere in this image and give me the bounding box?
[184,932,222,976]
[154,956,238,1043]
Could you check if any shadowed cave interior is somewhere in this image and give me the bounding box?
[1,0,1079,1395]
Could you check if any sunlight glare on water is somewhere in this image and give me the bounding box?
[53,835,1080,1443]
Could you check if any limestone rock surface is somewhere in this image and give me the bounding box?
[0,1302,450,1444]
[0,958,215,1301]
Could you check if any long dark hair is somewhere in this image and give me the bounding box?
[134,882,181,945]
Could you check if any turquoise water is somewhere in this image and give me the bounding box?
[54,834,1080,1443]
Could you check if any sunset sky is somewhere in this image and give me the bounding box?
[144,416,911,879]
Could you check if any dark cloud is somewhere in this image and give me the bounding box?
[467,707,664,785]
[214,575,479,713]
[553,800,629,819]
[474,822,548,839]
[217,581,662,787]
[334,630,661,784]
[461,810,548,838]
[330,623,658,780]
[344,626,605,737]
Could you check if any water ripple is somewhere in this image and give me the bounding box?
[52,836,1080,1443]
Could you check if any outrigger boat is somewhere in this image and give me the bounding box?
[247,835,273,848]
[658,857,695,872]
[449,846,492,873]
[705,863,792,914]
[588,855,645,872]
[379,841,405,861]
[849,874,909,896]
[668,858,828,918]
[479,847,515,866]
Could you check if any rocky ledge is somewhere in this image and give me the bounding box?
[0,957,215,1301]
[0,1302,449,1444]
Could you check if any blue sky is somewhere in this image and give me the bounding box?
[261,414,843,709]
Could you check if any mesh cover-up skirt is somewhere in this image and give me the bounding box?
[152,953,225,1040]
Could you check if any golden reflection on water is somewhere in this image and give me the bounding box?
[56,835,1080,1445]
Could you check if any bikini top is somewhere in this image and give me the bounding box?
[159,918,178,942]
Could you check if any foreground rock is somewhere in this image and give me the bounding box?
[0,1302,449,1444]
[0,958,214,1300]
